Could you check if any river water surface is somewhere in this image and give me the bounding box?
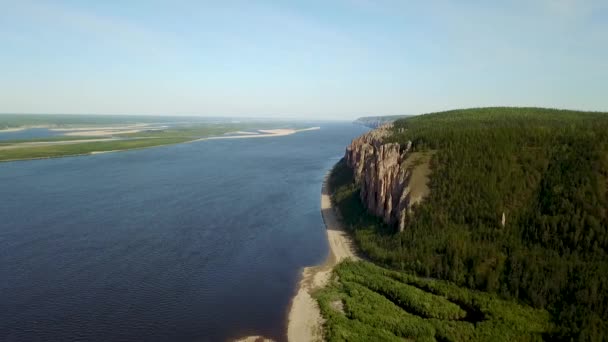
[0,123,367,342]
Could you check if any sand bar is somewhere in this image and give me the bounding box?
[228,131,261,135]
[50,123,151,132]
[0,127,27,133]
[62,129,146,136]
[198,127,320,142]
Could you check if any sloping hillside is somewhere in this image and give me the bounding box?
[331,107,608,341]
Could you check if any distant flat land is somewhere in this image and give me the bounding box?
[0,114,311,162]
[0,113,224,130]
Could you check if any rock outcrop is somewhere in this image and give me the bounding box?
[345,124,429,232]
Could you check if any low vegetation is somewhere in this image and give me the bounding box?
[316,261,552,341]
[0,137,191,162]
[116,124,266,139]
[0,113,198,129]
[326,107,608,341]
[0,120,300,162]
[0,135,105,145]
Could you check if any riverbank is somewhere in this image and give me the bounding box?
[202,127,320,141]
[234,165,359,342]
[286,169,359,342]
[0,127,26,132]
[0,126,320,162]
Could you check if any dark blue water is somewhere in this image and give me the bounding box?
[0,128,64,141]
[0,123,367,342]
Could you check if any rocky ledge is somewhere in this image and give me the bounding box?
[345,124,430,232]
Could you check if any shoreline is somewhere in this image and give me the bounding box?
[286,168,359,342]
[0,127,27,132]
[235,166,359,342]
[0,127,320,163]
[201,127,320,141]
[0,125,52,132]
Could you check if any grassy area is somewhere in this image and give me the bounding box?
[0,135,105,145]
[118,124,260,139]
[0,113,309,131]
[328,107,608,340]
[0,137,191,162]
[316,261,553,342]
[0,113,207,129]
[0,121,311,162]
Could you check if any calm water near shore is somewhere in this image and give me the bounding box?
[0,128,64,141]
[0,122,367,342]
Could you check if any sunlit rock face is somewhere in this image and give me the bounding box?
[345,124,425,232]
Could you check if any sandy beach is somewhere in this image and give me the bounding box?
[286,171,359,342]
[208,127,321,141]
[51,124,157,136]
[235,168,358,342]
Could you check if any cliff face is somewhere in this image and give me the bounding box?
[345,124,429,232]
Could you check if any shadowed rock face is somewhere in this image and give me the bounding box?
[345,124,427,232]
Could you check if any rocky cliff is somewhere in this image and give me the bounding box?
[345,124,430,232]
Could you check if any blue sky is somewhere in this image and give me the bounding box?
[1,0,607,119]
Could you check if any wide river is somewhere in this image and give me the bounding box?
[0,123,368,342]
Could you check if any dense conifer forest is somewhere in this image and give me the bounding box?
[330,107,608,341]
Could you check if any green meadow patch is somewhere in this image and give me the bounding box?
[316,260,553,342]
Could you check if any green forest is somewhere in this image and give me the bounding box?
[316,260,552,341]
[329,107,608,341]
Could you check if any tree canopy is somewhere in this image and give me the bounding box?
[336,107,608,341]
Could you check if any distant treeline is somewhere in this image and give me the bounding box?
[0,113,260,129]
[0,114,173,129]
[354,115,411,128]
[346,107,608,341]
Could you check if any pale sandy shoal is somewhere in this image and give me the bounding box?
[1,127,321,163]
[50,123,151,132]
[0,125,52,132]
[286,173,359,342]
[198,127,320,142]
[233,165,357,342]
[62,129,145,136]
[0,127,27,132]
[229,131,261,135]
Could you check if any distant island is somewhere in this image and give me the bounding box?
[301,107,608,341]
[0,114,318,162]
